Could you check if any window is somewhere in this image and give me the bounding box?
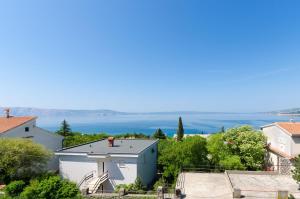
[22,136,34,139]
[25,127,29,132]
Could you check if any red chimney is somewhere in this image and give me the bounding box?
[108,137,114,147]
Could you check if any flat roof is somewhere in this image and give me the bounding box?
[57,138,158,155]
[227,171,300,198]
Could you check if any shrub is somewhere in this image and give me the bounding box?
[4,180,25,197]
[20,176,81,199]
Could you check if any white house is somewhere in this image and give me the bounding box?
[55,137,158,193]
[0,109,64,170]
[262,121,300,174]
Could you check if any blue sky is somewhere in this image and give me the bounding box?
[0,0,299,112]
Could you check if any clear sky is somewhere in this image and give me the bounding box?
[0,0,300,112]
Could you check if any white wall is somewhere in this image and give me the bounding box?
[291,137,300,157]
[105,157,137,191]
[137,143,157,187]
[0,120,64,170]
[59,155,98,184]
[0,121,63,151]
[263,125,293,156]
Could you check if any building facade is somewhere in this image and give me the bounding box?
[262,122,300,174]
[0,110,64,170]
[55,138,158,193]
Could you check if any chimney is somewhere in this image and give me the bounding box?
[108,137,114,147]
[4,108,10,118]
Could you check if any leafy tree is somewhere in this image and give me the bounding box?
[152,128,166,139]
[223,126,267,170]
[158,136,209,183]
[219,155,245,170]
[0,138,52,183]
[56,120,72,137]
[292,155,300,184]
[4,180,26,197]
[20,176,81,199]
[63,132,109,147]
[207,133,230,165]
[176,117,184,141]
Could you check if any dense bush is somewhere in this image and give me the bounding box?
[4,180,26,197]
[0,138,52,183]
[115,177,146,194]
[207,126,266,170]
[20,176,81,199]
[158,136,209,183]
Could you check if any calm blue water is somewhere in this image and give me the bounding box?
[39,113,299,137]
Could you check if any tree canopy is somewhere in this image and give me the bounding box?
[0,138,52,183]
[152,128,166,139]
[292,155,300,183]
[207,126,266,170]
[56,119,72,137]
[158,136,209,183]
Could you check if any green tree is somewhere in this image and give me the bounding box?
[223,126,267,170]
[20,176,81,199]
[207,133,231,165]
[219,155,245,170]
[57,120,72,137]
[0,138,52,183]
[176,117,184,141]
[152,128,166,139]
[292,155,300,184]
[158,136,209,183]
[221,126,225,133]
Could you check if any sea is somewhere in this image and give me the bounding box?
[37,112,299,137]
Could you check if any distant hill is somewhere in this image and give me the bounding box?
[271,108,300,115]
[0,107,127,118]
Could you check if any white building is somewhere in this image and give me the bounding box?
[55,138,158,193]
[0,109,64,170]
[262,121,300,174]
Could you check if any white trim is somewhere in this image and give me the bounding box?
[87,155,108,159]
[55,152,87,156]
[109,154,139,158]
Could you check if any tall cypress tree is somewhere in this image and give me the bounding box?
[57,119,72,137]
[176,117,184,141]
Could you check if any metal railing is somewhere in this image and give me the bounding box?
[90,171,109,194]
[77,170,96,188]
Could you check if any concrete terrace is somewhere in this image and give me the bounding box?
[180,172,232,199]
[178,171,300,199]
[227,171,300,199]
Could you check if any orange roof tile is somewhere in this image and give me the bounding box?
[0,116,36,134]
[268,144,293,159]
[276,122,300,136]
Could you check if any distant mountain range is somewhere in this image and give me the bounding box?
[0,107,128,118]
[270,108,300,115]
[1,107,299,118]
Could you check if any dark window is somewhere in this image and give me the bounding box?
[25,127,29,132]
[22,136,34,139]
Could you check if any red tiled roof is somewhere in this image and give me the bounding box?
[268,145,293,159]
[276,122,300,136]
[0,116,36,134]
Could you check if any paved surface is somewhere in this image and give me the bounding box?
[182,172,232,199]
[228,173,300,199]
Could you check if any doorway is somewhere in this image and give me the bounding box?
[98,161,105,176]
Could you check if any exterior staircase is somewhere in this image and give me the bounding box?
[78,171,109,194]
